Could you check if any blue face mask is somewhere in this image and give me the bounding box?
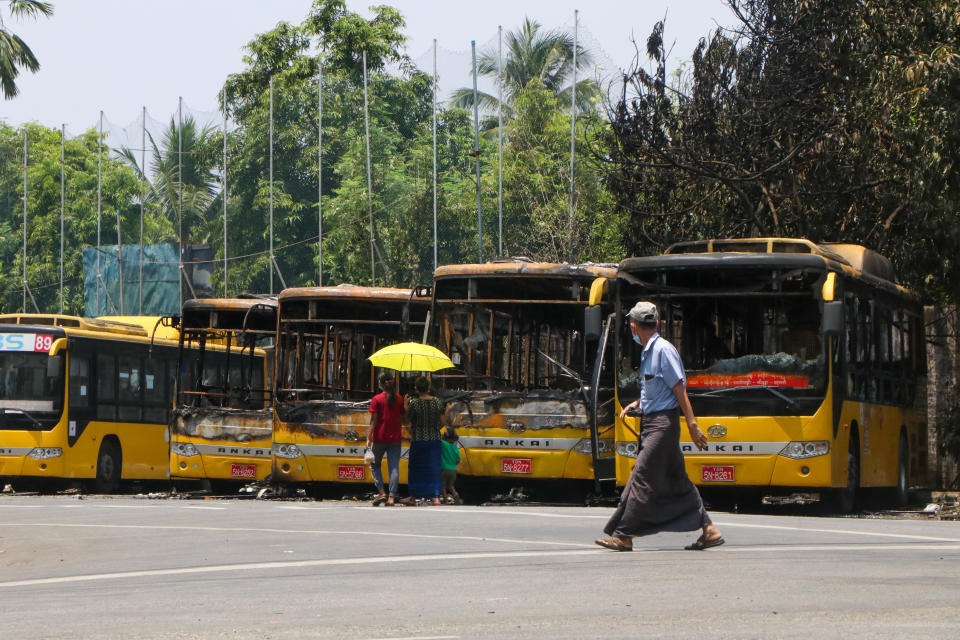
[632,332,642,345]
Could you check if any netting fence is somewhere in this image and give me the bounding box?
[0,14,626,317]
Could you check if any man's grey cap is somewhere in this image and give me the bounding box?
[627,301,659,325]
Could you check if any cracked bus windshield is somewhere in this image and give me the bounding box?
[619,269,827,417]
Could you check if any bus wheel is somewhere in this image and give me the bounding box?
[831,433,859,514]
[893,432,909,508]
[94,440,122,494]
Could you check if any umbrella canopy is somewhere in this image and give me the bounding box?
[368,342,454,372]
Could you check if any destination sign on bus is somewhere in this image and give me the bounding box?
[0,333,54,353]
[687,372,809,388]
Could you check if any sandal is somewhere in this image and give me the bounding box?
[372,496,387,506]
[594,536,633,552]
[684,536,725,550]
[385,497,395,507]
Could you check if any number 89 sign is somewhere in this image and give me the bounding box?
[0,333,55,353]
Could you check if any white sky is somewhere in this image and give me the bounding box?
[0,0,734,131]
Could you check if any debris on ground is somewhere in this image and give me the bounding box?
[927,493,959,520]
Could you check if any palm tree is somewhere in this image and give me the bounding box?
[0,0,53,99]
[117,116,219,245]
[452,17,600,124]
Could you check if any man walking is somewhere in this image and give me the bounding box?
[595,301,724,551]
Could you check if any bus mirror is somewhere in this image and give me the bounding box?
[822,301,843,336]
[48,337,67,356]
[584,305,602,340]
[47,355,62,378]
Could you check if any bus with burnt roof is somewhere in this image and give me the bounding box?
[613,238,926,510]
[170,297,276,486]
[0,314,180,492]
[427,260,617,498]
[272,285,430,489]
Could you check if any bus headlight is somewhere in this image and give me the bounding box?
[616,441,639,459]
[27,447,62,459]
[273,443,303,459]
[171,442,199,457]
[573,438,614,454]
[778,441,829,459]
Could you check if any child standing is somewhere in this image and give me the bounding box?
[440,426,462,504]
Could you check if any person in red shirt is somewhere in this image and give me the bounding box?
[367,372,405,506]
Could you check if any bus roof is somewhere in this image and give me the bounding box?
[279,283,425,304]
[97,316,180,340]
[0,314,173,338]
[434,260,616,280]
[180,298,278,332]
[623,238,914,299]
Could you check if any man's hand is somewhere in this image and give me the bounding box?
[619,400,640,421]
[688,423,708,450]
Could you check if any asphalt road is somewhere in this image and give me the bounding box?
[1,495,959,639]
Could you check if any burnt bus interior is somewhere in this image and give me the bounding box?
[431,274,612,395]
[617,264,831,416]
[275,296,427,410]
[176,301,276,411]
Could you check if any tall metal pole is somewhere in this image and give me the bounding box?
[22,130,27,313]
[178,97,183,308]
[497,26,503,257]
[222,89,228,296]
[363,50,375,285]
[97,111,103,316]
[471,40,483,263]
[139,106,145,314]
[115,209,124,314]
[568,10,578,263]
[317,65,323,286]
[432,39,438,272]
[269,77,275,295]
[60,124,65,314]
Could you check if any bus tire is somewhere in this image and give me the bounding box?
[94,439,122,494]
[831,432,859,514]
[893,432,909,508]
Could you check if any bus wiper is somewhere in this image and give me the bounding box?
[697,386,798,410]
[0,407,43,427]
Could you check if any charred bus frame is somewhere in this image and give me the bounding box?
[272,285,430,488]
[427,260,617,496]
[170,297,277,486]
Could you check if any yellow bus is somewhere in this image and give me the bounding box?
[0,314,180,492]
[272,285,430,489]
[613,238,927,510]
[428,260,618,497]
[169,297,276,486]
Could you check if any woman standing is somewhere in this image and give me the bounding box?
[403,376,444,506]
[367,372,405,506]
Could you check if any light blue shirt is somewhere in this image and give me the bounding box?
[639,333,686,414]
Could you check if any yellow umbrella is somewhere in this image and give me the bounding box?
[368,342,454,372]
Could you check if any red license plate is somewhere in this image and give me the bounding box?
[230,464,257,479]
[701,465,735,482]
[501,458,532,474]
[337,465,366,481]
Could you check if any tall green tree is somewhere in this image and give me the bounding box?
[0,0,53,99]
[602,0,960,302]
[452,17,600,124]
[0,122,142,313]
[117,116,219,246]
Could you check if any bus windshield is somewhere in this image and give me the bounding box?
[0,351,64,428]
[620,288,827,416]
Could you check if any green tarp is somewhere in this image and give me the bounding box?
[82,243,180,316]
